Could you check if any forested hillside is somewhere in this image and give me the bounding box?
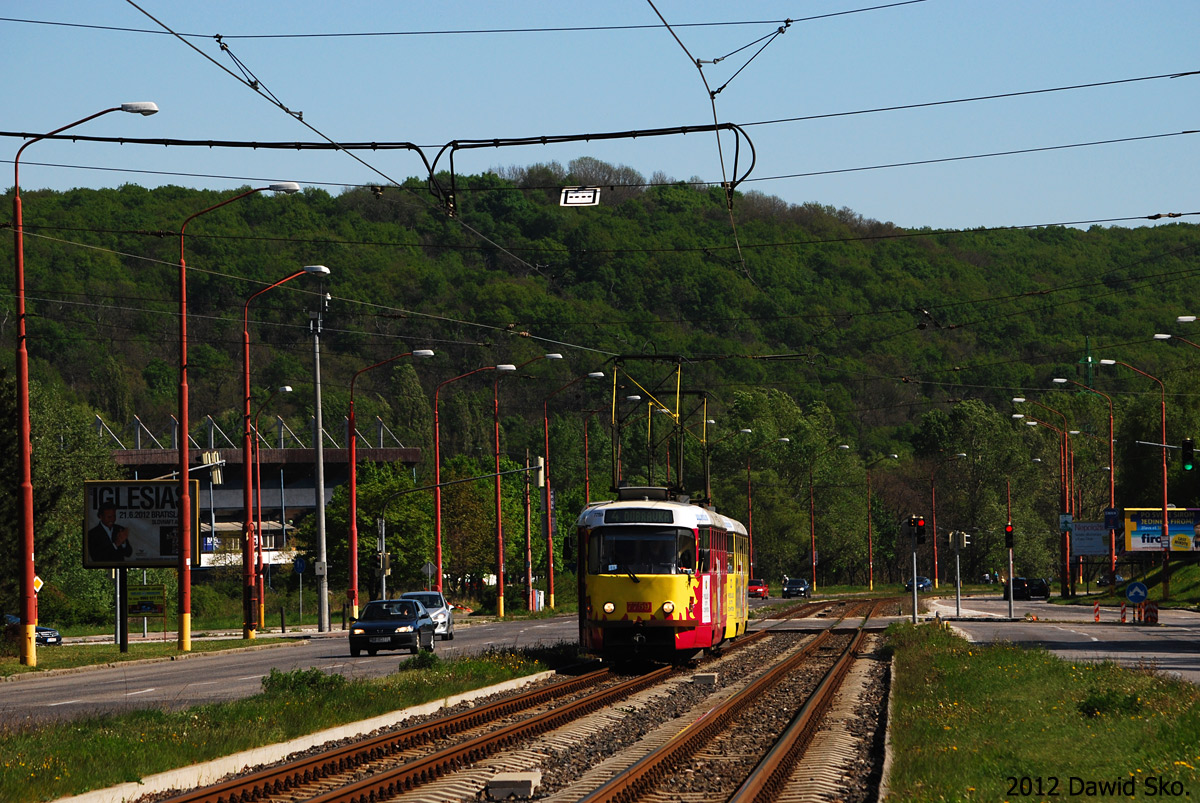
[4,158,1200,620]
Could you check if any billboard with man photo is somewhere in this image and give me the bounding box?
[83,480,200,569]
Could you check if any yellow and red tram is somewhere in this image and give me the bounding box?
[576,486,749,661]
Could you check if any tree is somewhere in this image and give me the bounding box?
[0,368,126,625]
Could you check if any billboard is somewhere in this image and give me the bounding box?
[1123,508,1200,553]
[84,480,200,569]
[1070,522,1113,556]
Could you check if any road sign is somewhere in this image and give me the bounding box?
[1104,507,1119,530]
[1126,581,1149,604]
[293,557,307,575]
[1059,513,1073,532]
[33,575,43,594]
[422,561,437,579]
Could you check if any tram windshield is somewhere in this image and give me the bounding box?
[587,526,696,576]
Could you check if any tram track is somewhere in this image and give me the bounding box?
[150,599,889,803]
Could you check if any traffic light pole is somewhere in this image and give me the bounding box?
[954,532,962,618]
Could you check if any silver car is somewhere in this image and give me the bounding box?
[400,591,455,640]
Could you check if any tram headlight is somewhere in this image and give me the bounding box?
[661,601,675,615]
[603,601,616,614]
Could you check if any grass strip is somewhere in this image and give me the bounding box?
[885,622,1200,801]
[0,649,548,803]
[0,637,295,677]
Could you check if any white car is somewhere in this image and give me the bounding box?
[400,591,455,640]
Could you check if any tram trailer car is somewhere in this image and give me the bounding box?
[576,487,749,662]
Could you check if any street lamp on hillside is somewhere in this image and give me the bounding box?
[347,349,434,617]
[1099,357,1171,598]
[178,180,300,650]
[242,264,329,638]
[13,101,158,667]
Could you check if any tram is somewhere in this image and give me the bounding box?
[576,486,749,662]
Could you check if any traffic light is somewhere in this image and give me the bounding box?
[1004,522,1015,548]
[1183,438,1195,471]
[916,516,926,544]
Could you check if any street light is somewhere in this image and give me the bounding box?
[809,443,850,595]
[747,437,789,578]
[253,385,292,627]
[705,427,752,503]
[865,454,899,592]
[347,349,434,617]
[12,102,158,666]
[1017,412,1076,596]
[178,180,300,651]
[434,364,503,594]
[542,370,604,608]
[929,452,967,590]
[242,264,329,639]
[1052,377,1117,578]
[1100,357,1171,598]
[494,354,562,616]
[1014,395,1077,596]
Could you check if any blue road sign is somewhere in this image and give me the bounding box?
[1126,581,1148,604]
[293,557,307,575]
[1104,507,1119,530]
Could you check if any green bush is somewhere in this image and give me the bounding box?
[261,667,348,695]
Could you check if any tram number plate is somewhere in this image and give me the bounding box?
[626,601,652,613]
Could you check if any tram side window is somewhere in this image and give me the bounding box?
[697,528,710,572]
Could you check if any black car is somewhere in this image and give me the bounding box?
[1026,578,1051,599]
[1004,577,1031,600]
[1096,572,1125,587]
[349,599,436,657]
[3,613,63,646]
[905,576,933,592]
[782,577,810,598]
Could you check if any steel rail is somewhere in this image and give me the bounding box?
[576,631,835,803]
[162,667,612,803]
[729,628,870,803]
[302,665,675,803]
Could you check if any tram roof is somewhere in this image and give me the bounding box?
[576,497,747,535]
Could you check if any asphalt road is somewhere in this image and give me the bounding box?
[928,593,1200,684]
[1,614,580,726]
[7,594,1196,726]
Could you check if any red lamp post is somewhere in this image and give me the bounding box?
[1052,377,1116,578]
[434,365,502,594]
[179,180,299,650]
[808,443,849,595]
[253,384,292,627]
[347,349,434,616]
[865,454,899,592]
[13,102,158,666]
[242,264,328,639]
[929,452,967,590]
[747,437,790,579]
[1017,414,1074,595]
[493,354,562,617]
[542,370,604,608]
[1100,357,1171,599]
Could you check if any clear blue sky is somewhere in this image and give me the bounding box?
[3,1,1196,231]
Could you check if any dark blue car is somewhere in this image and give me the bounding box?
[905,576,933,592]
[349,599,436,657]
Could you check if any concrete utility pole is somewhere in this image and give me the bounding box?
[311,292,330,632]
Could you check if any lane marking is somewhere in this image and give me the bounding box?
[126,688,157,696]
